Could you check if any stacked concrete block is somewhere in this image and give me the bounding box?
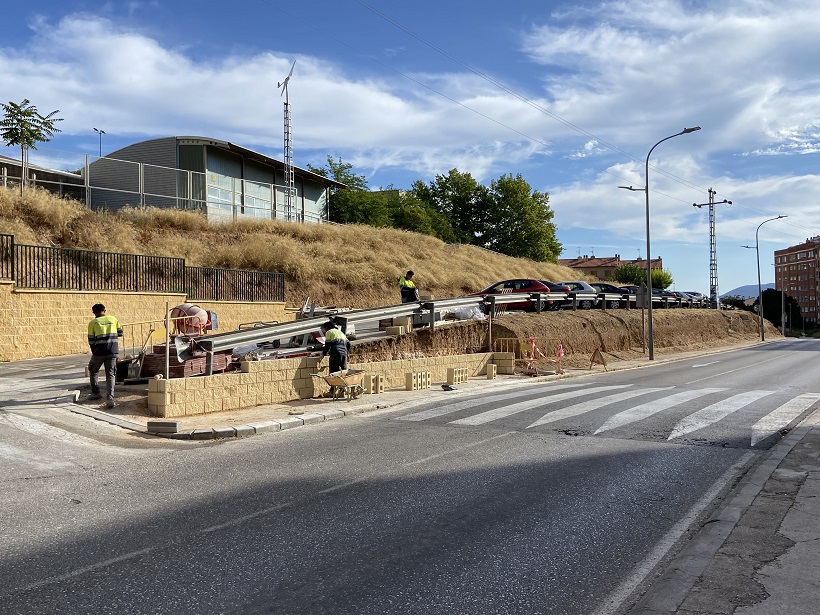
[486,363,498,379]
[393,316,413,333]
[405,370,432,391]
[385,325,405,336]
[446,367,468,385]
[493,352,516,374]
[364,374,384,394]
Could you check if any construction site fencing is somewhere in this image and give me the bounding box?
[1,234,285,302]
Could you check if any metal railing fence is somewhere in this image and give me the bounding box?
[0,234,284,302]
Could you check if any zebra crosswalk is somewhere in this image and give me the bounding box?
[396,383,820,448]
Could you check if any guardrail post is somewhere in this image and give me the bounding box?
[203,339,215,376]
[532,293,543,313]
[423,302,436,330]
[335,316,349,334]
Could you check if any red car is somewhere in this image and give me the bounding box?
[469,279,570,311]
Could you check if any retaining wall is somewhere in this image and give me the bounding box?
[147,352,515,418]
[0,282,290,361]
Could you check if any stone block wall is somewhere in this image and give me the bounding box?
[148,352,510,418]
[0,282,290,362]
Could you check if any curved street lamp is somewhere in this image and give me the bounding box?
[741,215,787,342]
[619,126,701,360]
[93,127,105,157]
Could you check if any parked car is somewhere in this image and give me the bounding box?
[469,279,567,312]
[684,291,706,301]
[558,281,599,309]
[539,281,572,310]
[589,283,630,309]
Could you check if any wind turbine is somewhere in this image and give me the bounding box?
[278,61,296,221]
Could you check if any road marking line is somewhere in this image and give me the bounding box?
[318,477,368,494]
[591,451,756,615]
[22,546,157,591]
[685,354,782,384]
[594,388,726,434]
[396,383,587,422]
[750,392,820,446]
[450,385,633,426]
[667,390,774,440]
[201,502,293,533]
[527,387,673,429]
[403,432,515,466]
[692,361,720,367]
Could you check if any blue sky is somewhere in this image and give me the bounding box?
[3,0,820,295]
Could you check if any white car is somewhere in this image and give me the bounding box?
[558,281,599,309]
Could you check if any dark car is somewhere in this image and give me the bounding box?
[470,279,568,312]
[590,283,630,309]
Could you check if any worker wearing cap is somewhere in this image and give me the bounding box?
[399,270,419,303]
[87,303,123,408]
[320,321,351,398]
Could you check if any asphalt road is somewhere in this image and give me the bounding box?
[1,340,819,614]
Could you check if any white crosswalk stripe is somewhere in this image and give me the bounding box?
[398,383,820,447]
[594,388,727,434]
[526,387,674,429]
[668,390,775,440]
[750,392,820,446]
[396,382,588,422]
[450,385,633,426]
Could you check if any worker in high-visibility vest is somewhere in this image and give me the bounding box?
[320,320,351,397]
[87,303,123,408]
[399,270,419,303]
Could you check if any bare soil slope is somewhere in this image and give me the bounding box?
[350,309,773,368]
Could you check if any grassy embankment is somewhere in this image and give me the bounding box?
[0,187,582,308]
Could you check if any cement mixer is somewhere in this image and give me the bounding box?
[170,303,210,335]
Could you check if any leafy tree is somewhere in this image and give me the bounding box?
[329,188,391,227]
[410,169,490,245]
[720,295,749,310]
[307,155,368,191]
[483,174,561,262]
[613,263,673,289]
[651,268,674,290]
[1,99,63,195]
[613,263,648,285]
[388,191,457,242]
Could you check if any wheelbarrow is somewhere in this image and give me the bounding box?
[311,369,366,401]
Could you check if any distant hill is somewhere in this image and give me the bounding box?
[721,283,774,299]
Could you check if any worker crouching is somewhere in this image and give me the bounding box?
[320,320,351,398]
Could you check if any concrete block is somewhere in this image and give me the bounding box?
[386,326,405,336]
[213,426,237,439]
[191,428,215,440]
[405,371,418,391]
[299,413,325,425]
[278,416,304,430]
[234,425,256,438]
[447,367,468,385]
[147,420,179,434]
[248,421,281,433]
[486,363,497,379]
[318,409,345,421]
[364,374,384,394]
[394,316,413,333]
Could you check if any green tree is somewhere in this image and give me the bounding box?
[388,191,457,242]
[411,169,490,245]
[720,295,749,310]
[307,155,368,191]
[483,174,561,262]
[613,263,648,285]
[1,99,63,195]
[329,188,391,226]
[651,268,674,290]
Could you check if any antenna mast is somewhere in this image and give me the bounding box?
[694,188,731,309]
[278,61,296,222]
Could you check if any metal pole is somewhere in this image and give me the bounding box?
[643,126,701,360]
[754,215,787,342]
[781,288,786,337]
[165,301,170,380]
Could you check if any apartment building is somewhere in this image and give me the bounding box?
[774,236,820,324]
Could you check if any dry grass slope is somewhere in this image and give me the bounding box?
[0,187,582,307]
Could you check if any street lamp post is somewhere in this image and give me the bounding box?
[619,126,701,360]
[93,128,106,157]
[741,215,787,342]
